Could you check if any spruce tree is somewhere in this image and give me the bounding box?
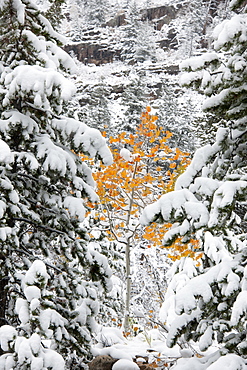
[121,70,148,131]
[141,1,247,368]
[82,0,110,26]
[120,1,157,64]
[120,1,140,64]
[0,0,112,367]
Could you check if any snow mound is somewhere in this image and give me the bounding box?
[0,139,11,163]
[112,359,139,370]
[96,326,126,346]
[120,147,132,161]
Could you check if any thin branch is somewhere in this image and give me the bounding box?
[15,248,63,273]
[127,223,140,240]
[8,289,26,299]
[13,217,75,241]
[104,204,128,245]
[0,317,11,325]
[26,198,58,214]
[127,161,138,226]
[16,172,40,182]
[117,187,132,201]
[23,101,60,119]
[134,190,148,208]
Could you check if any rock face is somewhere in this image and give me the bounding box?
[138,365,158,370]
[106,11,126,27]
[64,1,226,66]
[64,43,119,65]
[140,4,181,30]
[88,355,118,370]
[106,4,180,29]
[88,355,163,370]
[64,4,180,65]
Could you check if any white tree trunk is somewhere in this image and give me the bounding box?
[123,240,131,332]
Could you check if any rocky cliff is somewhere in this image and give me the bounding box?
[65,0,227,66]
[64,4,182,65]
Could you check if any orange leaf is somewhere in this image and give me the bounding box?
[169,162,176,169]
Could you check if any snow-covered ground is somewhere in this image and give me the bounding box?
[91,325,220,369]
[108,0,178,7]
[92,326,181,368]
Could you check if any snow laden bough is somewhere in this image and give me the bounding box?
[140,129,247,368]
[0,0,113,367]
[0,261,66,370]
[141,6,247,368]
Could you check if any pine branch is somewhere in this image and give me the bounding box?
[16,247,63,273]
[13,217,75,240]
[23,101,60,119]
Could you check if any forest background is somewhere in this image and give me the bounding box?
[0,0,246,369]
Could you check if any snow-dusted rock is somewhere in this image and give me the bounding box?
[88,355,117,370]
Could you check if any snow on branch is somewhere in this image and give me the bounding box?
[174,260,239,313]
[175,136,223,190]
[204,232,231,263]
[212,14,247,51]
[0,110,39,138]
[167,309,201,348]
[208,180,247,228]
[231,291,247,326]
[2,65,76,113]
[38,13,67,45]
[35,134,78,176]
[21,28,76,73]
[63,196,86,222]
[52,117,113,165]
[140,189,209,243]
[180,53,219,72]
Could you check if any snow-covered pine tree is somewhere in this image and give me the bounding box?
[155,81,199,153]
[0,0,112,367]
[82,0,110,26]
[133,20,157,64]
[121,71,148,131]
[120,1,140,64]
[120,1,157,64]
[176,0,208,57]
[0,260,67,369]
[78,77,112,132]
[141,1,247,368]
[44,0,66,29]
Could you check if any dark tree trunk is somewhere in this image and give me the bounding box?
[0,262,9,355]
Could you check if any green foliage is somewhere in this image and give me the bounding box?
[44,0,66,29]
[0,0,112,366]
[141,2,247,368]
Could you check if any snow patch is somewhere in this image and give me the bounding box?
[0,325,17,351]
[0,139,11,162]
[112,359,139,370]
